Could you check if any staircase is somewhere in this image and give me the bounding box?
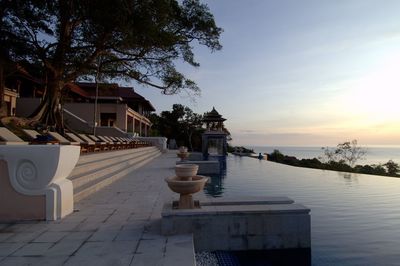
[68,146,161,201]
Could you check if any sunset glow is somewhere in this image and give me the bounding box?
[136,0,400,146]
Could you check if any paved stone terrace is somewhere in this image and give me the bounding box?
[0,151,203,265]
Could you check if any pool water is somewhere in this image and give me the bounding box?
[203,155,400,266]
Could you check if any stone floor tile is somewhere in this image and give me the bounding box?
[130,253,164,266]
[32,231,68,243]
[88,230,120,242]
[27,222,50,231]
[0,233,13,242]
[121,223,144,231]
[46,222,79,232]
[84,214,112,223]
[97,223,123,231]
[0,243,25,256]
[104,216,130,224]
[63,231,93,241]
[42,240,84,256]
[56,215,87,224]
[0,256,42,266]
[0,256,68,266]
[114,229,142,241]
[0,224,10,230]
[3,230,45,243]
[64,241,137,265]
[65,254,133,266]
[12,242,53,256]
[140,232,167,240]
[136,238,167,254]
[73,241,136,256]
[5,223,36,233]
[73,222,103,232]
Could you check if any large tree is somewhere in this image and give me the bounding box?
[1,0,222,131]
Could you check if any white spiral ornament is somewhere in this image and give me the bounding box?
[16,160,39,190]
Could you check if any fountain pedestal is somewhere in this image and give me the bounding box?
[177,194,195,209]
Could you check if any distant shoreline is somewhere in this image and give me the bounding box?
[243,145,400,166]
[233,149,400,178]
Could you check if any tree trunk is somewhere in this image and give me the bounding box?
[0,63,7,117]
[188,131,193,152]
[29,72,64,133]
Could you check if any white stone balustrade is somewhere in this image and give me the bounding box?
[137,137,167,152]
[0,145,80,221]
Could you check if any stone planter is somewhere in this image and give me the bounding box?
[0,145,80,221]
[175,164,199,180]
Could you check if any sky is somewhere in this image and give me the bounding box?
[134,0,400,147]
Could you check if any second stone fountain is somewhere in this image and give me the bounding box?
[165,164,208,209]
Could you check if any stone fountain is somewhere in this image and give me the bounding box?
[176,146,189,161]
[165,164,208,209]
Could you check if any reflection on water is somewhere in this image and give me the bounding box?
[205,174,225,197]
[202,155,400,266]
[204,155,227,197]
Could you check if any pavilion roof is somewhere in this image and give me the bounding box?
[203,107,226,122]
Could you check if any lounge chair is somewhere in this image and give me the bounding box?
[129,136,148,147]
[110,136,131,149]
[127,136,144,147]
[22,129,59,144]
[0,127,28,145]
[66,132,99,152]
[48,131,80,145]
[22,129,41,140]
[78,134,108,151]
[88,135,115,150]
[115,137,133,148]
[101,136,124,149]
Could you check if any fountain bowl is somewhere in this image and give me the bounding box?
[165,175,208,195]
[179,146,188,153]
[175,164,199,180]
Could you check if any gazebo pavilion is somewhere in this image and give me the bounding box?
[202,107,227,159]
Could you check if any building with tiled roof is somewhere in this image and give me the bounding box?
[63,82,154,135]
[5,69,155,136]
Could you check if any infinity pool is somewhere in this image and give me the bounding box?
[203,155,400,266]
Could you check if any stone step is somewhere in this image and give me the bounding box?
[73,149,161,201]
[71,147,156,177]
[69,147,159,185]
[76,146,155,165]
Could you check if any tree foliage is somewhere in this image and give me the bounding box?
[179,107,203,151]
[322,140,366,167]
[150,104,204,151]
[1,0,222,130]
[267,148,399,177]
[383,160,400,176]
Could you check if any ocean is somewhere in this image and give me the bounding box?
[247,146,400,165]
